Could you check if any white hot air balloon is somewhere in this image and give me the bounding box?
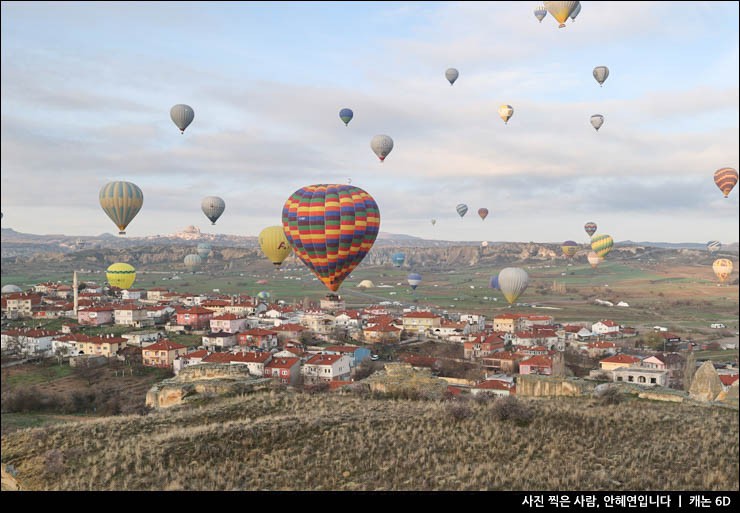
[201,196,226,225]
[445,68,459,86]
[498,104,514,125]
[593,66,609,87]
[534,4,547,22]
[370,134,394,162]
[590,114,604,132]
[498,267,530,305]
[170,104,195,134]
[184,253,203,272]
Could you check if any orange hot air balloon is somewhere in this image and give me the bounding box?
[478,208,489,220]
[714,167,738,198]
[712,258,733,283]
[282,184,380,292]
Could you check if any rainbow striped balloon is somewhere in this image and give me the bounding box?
[714,167,738,198]
[282,184,380,292]
[591,234,614,259]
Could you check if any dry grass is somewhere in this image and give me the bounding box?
[1,391,737,491]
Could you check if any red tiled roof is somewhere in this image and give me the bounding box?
[202,351,271,364]
[265,357,300,369]
[596,320,619,327]
[475,379,513,391]
[719,374,739,387]
[211,313,243,321]
[305,354,345,366]
[242,328,277,336]
[600,354,641,365]
[271,323,306,332]
[483,351,522,361]
[402,311,441,319]
[144,339,186,351]
[181,349,209,360]
[494,313,524,320]
[364,323,401,333]
[521,355,553,367]
[175,307,214,315]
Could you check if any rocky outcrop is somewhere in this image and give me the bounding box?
[146,363,270,409]
[688,361,724,402]
[362,363,448,399]
[516,375,594,397]
[717,379,739,405]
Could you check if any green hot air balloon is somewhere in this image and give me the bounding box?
[591,234,614,259]
[99,181,143,235]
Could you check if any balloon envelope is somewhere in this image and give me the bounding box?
[534,4,547,22]
[498,267,529,304]
[584,222,597,238]
[445,68,459,85]
[591,234,614,258]
[456,204,468,218]
[707,241,722,253]
[357,280,375,289]
[590,114,604,131]
[282,184,380,292]
[407,273,422,290]
[370,135,394,162]
[543,1,579,27]
[431,219,437,226]
[339,108,353,126]
[201,196,225,225]
[99,181,143,235]
[184,253,202,272]
[562,240,579,258]
[478,208,489,220]
[713,258,733,283]
[593,66,609,86]
[489,275,500,290]
[257,291,271,300]
[714,167,738,198]
[392,252,406,267]
[498,104,514,124]
[570,1,581,20]
[170,104,194,133]
[196,242,212,259]
[106,263,136,290]
[587,251,603,269]
[259,226,292,267]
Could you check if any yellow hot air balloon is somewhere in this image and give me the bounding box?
[106,263,136,290]
[712,258,734,283]
[543,1,579,28]
[498,104,514,124]
[258,226,292,268]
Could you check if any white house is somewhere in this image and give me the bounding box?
[210,313,250,334]
[302,353,351,384]
[114,305,153,327]
[591,320,620,336]
[202,331,238,351]
[459,313,486,333]
[173,349,209,375]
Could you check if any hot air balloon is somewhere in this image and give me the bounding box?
[170,104,194,134]
[456,204,468,218]
[407,273,422,290]
[707,241,722,253]
[587,251,603,269]
[431,219,437,226]
[357,280,375,289]
[392,252,406,267]
[481,241,489,248]
[1,284,22,294]
[257,291,271,301]
[282,184,380,292]
[713,258,733,283]
[99,181,143,235]
[590,114,604,132]
[543,1,579,28]
[534,4,547,22]
[339,108,353,126]
[570,2,581,21]
[106,263,136,290]
[371,134,394,162]
[196,242,212,259]
[259,226,292,268]
[498,104,514,124]
[498,267,529,305]
[584,222,597,238]
[489,275,500,290]
[593,66,609,87]
[184,253,202,272]
[714,167,738,198]
[591,234,614,259]
[561,240,579,258]
[445,68,459,86]
[478,208,489,220]
[201,196,225,225]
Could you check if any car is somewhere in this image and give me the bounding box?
[370,354,380,361]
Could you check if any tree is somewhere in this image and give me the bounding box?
[683,351,696,392]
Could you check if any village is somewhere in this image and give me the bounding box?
[2,279,738,405]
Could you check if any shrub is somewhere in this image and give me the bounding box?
[446,401,473,422]
[490,396,534,426]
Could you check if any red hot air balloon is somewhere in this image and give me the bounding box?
[714,167,738,198]
[282,184,380,292]
[478,208,489,220]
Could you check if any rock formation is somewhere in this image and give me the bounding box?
[688,361,723,402]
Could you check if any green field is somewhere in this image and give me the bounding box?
[4,363,73,387]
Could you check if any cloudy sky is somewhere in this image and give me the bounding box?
[1,1,738,243]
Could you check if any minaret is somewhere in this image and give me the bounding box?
[73,270,79,316]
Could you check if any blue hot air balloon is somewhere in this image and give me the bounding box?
[392,252,406,267]
[339,108,354,126]
[489,275,500,290]
[407,273,422,290]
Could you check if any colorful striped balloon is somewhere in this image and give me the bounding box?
[714,167,738,198]
[584,221,597,238]
[707,240,722,253]
[591,234,614,259]
[99,181,143,235]
[282,184,380,292]
[456,204,468,218]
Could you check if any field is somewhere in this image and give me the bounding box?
[1,390,737,491]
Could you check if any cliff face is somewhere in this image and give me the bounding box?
[145,364,270,409]
[516,375,593,397]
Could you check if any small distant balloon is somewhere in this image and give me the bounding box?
[478,208,489,221]
[714,167,738,198]
[170,104,194,134]
[99,181,143,236]
[713,258,734,283]
[339,108,354,126]
[707,241,722,253]
[106,263,136,290]
[590,114,604,132]
[544,1,579,28]
[591,234,614,259]
[392,252,406,268]
[561,240,579,258]
[371,134,394,162]
[584,222,597,238]
[569,2,581,21]
[456,204,468,218]
[407,273,422,290]
[431,219,437,226]
[201,196,226,225]
[445,68,459,86]
[498,104,514,124]
[534,4,548,22]
[587,251,603,269]
[184,253,203,272]
[593,66,609,87]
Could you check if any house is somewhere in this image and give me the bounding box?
[481,351,525,375]
[263,357,301,385]
[202,331,238,351]
[302,353,351,384]
[612,367,668,387]
[464,333,506,360]
[271,323,307,342]
[512,330,559,349]
[599,354,641,372]
[15,329,60,356]
[519,355,555,376]
[238,328,278,350]
[362,322,402,344]
[173,349,209,375]
[470,378,515,397]
[334,310,363,329]
[209,313,250,334]
[113,305,152,327]
[121,331,162,347]
[146,287,170,301]
[202,350,272,377]
[459,313,486,333]
[586,341,618,359]
[74,334,127,358]
[492,313,524,334]
[175,306,214,330]
[519,315,554,329]
[592,320,621,336]
[323,345,372,369]
[301,311,336,335]
[143,305,175,324]
[641,353,685,386]
[200,299,232,316]
[77,305,115,326]
[433,320,470,340]
[401,311,442,335]
[1,293,43,317]
[397,354,441,372]
[142,339,187,368]
[319,293,345,312]
[121,289,145,301]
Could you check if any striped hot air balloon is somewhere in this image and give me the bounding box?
[282,184,380,292]
[590,114,604,132]
[407,273,422,290]
[714,167,738,198]
[707,241,722,253]
[258,226,292,268]
[498,267,529,305]
[184,253,202,272]
[106,263,136,290]
[478,208,489,220]
[170,104,194,134]
[584,222,597,238]
[543,1,579,28]
[591,234,614,259]
[196,242,212,259]
[456,204,468,218]
[561,240,579,258]
[489,274,500,290]
[534,4,547,22]
[99,181,143,235]
[257,291,271,301]
[201,196,225,225]
[712,258,733,283]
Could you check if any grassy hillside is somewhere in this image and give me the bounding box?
[1,391,737,491]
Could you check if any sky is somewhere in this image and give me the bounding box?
[1,1,738,243]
